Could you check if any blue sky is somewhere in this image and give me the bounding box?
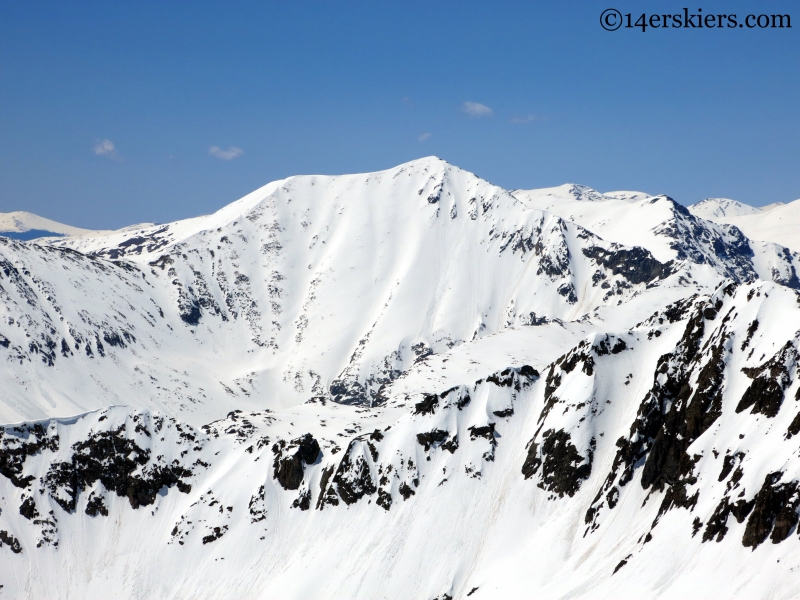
[1,1,798,229]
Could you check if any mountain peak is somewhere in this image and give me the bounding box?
[4,158,800,599]
[689,197,762,219]
[0,210,99,240]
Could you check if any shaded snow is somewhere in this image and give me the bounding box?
[692,198,800,254]
[1,159,800,599]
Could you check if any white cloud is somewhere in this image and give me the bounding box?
[94,139,120,161]
[418,132,432,142]
[462,101,493,117]
[510,115,537,124]
[209,146,244,160]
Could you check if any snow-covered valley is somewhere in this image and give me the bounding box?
[2,157,800,598]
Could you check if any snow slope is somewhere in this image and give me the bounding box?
[2,281,800,599]
[0,211,100,240]
[690,198,800,254]
[513,185,800,288]
[2,158,800,599]
[3,158,714,423]
[690,197,764,219]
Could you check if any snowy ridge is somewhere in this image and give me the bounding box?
[3,158,710,422]
[689,198,764,219]
[0,211,100,240]
[691,198,800,255]
[513,187,800,286]
[2,158,800,598]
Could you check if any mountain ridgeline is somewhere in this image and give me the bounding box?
[1,158,800,599]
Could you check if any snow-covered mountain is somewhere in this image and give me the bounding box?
[690,198,800,254]
[2,157,800,599]
[513,186,800,288]
[0,211,100,241]
[690,197,765,219]
[2,159,717,424]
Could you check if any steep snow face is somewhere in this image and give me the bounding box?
[0,237,272,425]
[2,281,800,599]
[4,159,800,599]
[0,211,100,241]
[690,198,764,219]
[2,158,699,420]
[692,198,800,254]
[514,187,800,288]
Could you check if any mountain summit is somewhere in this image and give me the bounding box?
[1,159,800,599]
[0,211,100,241]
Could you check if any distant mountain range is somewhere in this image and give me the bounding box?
[1,158,800,599]
[0,210,101,241]
[688,197,800,254]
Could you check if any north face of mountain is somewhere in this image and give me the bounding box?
[2,158,800,599]
[2,158,709,422]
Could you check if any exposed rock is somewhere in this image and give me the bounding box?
[736,341,797,418]
[522,429,593,498]
[582,245,673,285]
[43,424,194,512]
[273,434,321,491]
[742,473,800,548]
[0,530,22,554]
[416,430,450,452]
[331,440,377,505]
[0,423,59,488]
